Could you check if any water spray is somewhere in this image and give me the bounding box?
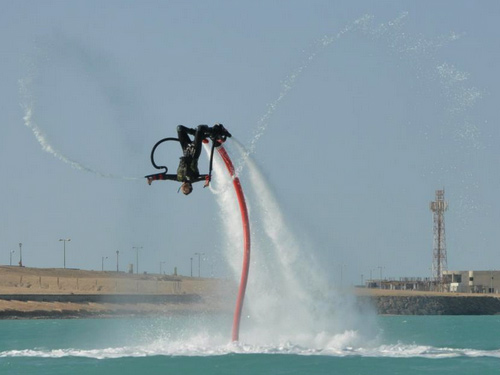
[20,97,137,180]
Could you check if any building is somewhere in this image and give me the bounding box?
[365,277,440,291]
[364,271,500,294]
[444,270,500,294]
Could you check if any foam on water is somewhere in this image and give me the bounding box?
[1,342,499,359]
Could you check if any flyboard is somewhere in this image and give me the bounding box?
[145,127,250,342]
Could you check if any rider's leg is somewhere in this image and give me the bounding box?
[177,125,194,151]
[193,125,210,159]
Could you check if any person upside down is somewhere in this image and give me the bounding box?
[146,123,231,195]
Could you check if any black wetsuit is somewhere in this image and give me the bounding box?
[176,125,210,182]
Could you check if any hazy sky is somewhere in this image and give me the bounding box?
[1,1,499,285]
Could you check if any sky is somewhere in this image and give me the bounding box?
[1,0,499,286]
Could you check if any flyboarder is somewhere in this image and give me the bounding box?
[145,123,231,195]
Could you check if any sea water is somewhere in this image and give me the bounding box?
[0,315,499,375]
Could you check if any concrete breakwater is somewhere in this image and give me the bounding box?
[360,295,500,315]
[0,294,208,319]
[0,293,201,304]
[0,293,229,319]
[1,293,500,317]
[1,265,499,316]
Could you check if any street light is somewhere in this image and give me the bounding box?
[366,268,378,289]
[378,266,385,280]
[18,243,23,267]
[116,250,120,272]
[9,250,15,266]
[102,256,108,271]
[160,261,166,275]
[132,246,143,274]
[194,252,205,278]
[490,271,494,293]
[59,238,71,269]
[377,266,385,289]
[190,257,193,277]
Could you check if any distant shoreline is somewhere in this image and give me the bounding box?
[1,266,500,317]
[0,265,235,319]
[0,302,223,320]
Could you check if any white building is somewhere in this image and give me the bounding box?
[444,270,500,294]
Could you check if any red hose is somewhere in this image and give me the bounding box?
[216,145,251,342]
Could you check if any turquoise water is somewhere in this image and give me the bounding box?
[0,315,498,375]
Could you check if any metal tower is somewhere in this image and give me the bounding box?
[430,189,448,282]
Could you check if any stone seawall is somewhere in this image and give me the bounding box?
[359,295,500,315]
[0,293,224,319]
[0,294,201,304]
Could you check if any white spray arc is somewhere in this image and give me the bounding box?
[18,41,140,181]
[19,77,136,180]
[234,16,366,176]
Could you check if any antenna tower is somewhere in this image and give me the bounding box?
[430,189,448,282]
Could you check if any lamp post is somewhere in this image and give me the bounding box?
[377,266,385,289]
[116,250,119,272]
[9,250,15,266]
[102,256,108,271]
[160,261,166,275]
[491,271,494,293]
[190,257,193,277]
[378,266,384,280]
[368,268,378,288]
[132,246,143,274]
[59,238,71,269]
[194,252,205,278]
[18,243,22,267]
